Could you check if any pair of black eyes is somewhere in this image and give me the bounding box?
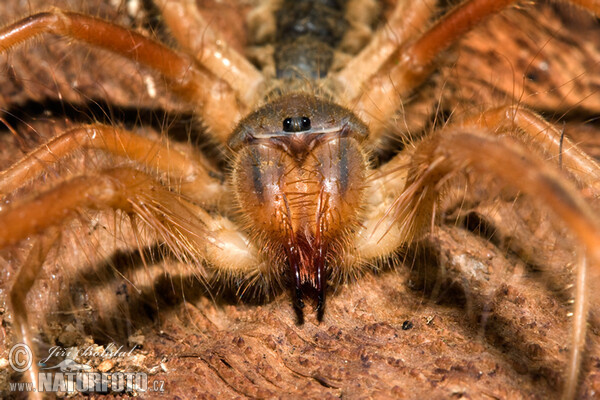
[282,117,311,132]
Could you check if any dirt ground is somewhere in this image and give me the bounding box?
[1,1,600,398]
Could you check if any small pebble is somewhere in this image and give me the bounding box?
[98,359,114,372]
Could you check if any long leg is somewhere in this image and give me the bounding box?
[0,9,242,141]
[334,0,435,101]
[456,105,600,192]
[155,0,263,107]
[341,0,600,141]
[362,128,600,265]
[0,124,225,204]
[1,167,261,394]
[8,228,59,400]
[0,167,251,262]
[356,129,600,399]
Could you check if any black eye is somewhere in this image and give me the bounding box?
[283,118,294,132]
[282,116,311,132]
[301,117,311,130]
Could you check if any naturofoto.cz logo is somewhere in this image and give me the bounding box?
[8,343,165,395]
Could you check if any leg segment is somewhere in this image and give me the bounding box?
[9,228,59,400]
[347,0,600,140]
[456,106,600,193]
[359,127,600,264]
[334,0,435,101]
[0,124,225,204]
[345,0,513,138]
[0,10,242,141]
[2,167,261,395]
[155,0,263,107]
[1,165,261,282]
[358,129,600,399]
[0,167,249,268]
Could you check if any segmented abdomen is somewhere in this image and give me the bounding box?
[274,0,348,79]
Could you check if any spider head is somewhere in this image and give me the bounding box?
[229,93,370,319]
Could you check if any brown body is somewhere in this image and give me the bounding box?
[231,93,369,311]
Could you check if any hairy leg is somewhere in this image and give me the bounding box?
[346,0,600,140]
[0,124,225,204]
[357,128,600,399]
[0,9,242,141]
[2,166,262,395]
[8,228,59,400]
[0,166,257,268]
[456,105,600,192]
[155,0,263,107]
[360,125,600,265]
[334,0,435,101]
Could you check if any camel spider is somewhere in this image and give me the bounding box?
[1,0,600,398]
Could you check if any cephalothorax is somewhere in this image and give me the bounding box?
[1,0,600,398]
[230,93,369,314]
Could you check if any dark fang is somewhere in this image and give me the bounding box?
[315,247,325,320]
[283,116,311,132]
[288,244,305,310]
[316,289,325,320]
[295,287,305,309]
